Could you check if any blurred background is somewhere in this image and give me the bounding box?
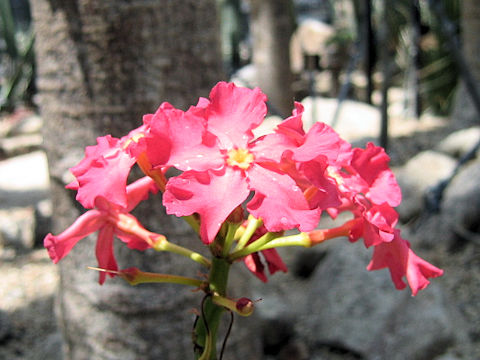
[1,0,479,359]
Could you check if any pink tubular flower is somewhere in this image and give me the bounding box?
[163,82,320,244]
[367,230,444,296]
[340,142,402,207]
[347,198,399,247]
[44,177,159,284]
[273,102,354,212]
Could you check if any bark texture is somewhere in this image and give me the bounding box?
[32,1,260,359]
[452,0,480,127]
[250,0,295,117]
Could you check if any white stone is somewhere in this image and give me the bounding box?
[301,96,381,143]
[0,151,50,195]
[435,126,480,158]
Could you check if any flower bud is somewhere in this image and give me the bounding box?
[235,297,254,317]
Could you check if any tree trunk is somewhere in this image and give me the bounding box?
[32,1,260,359]
[452,0,480,127]
[250,0,295,117]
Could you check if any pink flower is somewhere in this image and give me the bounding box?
[341,143,402,207]
[163,82,320,243]
[276,102,352,165]
[44,177,158,284]
[367,230,444,295]
[347,197,399,247]
[67,125,149,209]
[277,152,342,212]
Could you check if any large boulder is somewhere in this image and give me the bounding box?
[395,151,456,222]
[0,151,51,248]
[300,96,381,144]
[435,126,480,158]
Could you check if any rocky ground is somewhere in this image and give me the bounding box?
[1,93,479,359]
[0,108,60,360]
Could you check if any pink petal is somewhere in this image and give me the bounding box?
[300,159,342,210]
[369,169,402,207]
[262,248,288,275]
[244,253,267,282]
[293,122,347,164]
[367,230,443,296]
[250,132,298,163]
[351,143,401,207]
[125,176,159,212]
[96,225,118,284]
[145,102,223,171]
[247,164,320,232]
[116,232,151,251]
[243,248,287,282]
[163,167,250,244]
[204,82,268,149]
[44,210,104,263]
[69,136,136,209]
[405,251,444,296]
[362,203,398,247]
[275,101,306,144]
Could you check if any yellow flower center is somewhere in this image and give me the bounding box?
[122,132,145,149]
[226,148,254,170]
[327,166,344,186]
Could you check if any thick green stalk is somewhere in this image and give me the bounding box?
[222,223,239,257]
[194,257,231,360]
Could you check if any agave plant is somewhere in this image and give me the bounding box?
[383,0,460,115]
[0,0,35,111]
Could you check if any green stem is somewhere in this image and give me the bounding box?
[255,232,311,251]
[88,267,207,288]
[154,239,211,268]
[183,215,200,233]
[229,220,356,261]
[222,223,239,257]
[234,216,263,251]
[194,257,231,360]
[228,231,280,261]
[125,271,206,287]
[211,294,254,317]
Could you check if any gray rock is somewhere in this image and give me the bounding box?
[0,151,50,208]
[367,285,468,360]
[434,354,464,360]
[395,151,456,221]
[0,134,43,156]
[292,239,467,360]
[9,114,43,136]
[435,126,480,158]
[28,332,64,360]
[300,96,380,144]
[0,310,12,342]
[442,158,480,229]
[0,206,36,248]
[231,64,258,89]
[295,240,402,356]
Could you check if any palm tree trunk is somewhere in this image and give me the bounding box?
[31,1,259,359]
[452,0,480,127]
[250,0,295,117]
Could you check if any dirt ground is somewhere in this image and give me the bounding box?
[0,248,59,360]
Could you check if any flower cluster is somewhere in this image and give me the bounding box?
[44,81,442,295]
